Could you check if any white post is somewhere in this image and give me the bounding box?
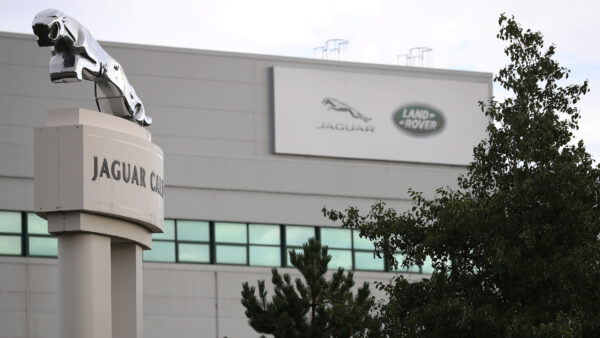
[58,233,112,338]
[112,243,144,338]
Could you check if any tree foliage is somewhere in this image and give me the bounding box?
[324,14,599,337]
[241,238,379,338]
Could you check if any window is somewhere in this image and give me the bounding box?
[321,227,352,270]
[143,219,176,262]
[177,220,210,263]
[215,222,247,265]
[0,211,21,255]
[392,252,420,273]
[353,231,384,271]
[27,213,57,257]
[285,225,316,267]
[249,224,281,266]
[0,212,430,275]
[421,256,434,274]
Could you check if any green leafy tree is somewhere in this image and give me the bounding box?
[324,14,599,337]
[241,238,379,338]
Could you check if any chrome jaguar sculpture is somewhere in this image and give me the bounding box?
[322,97,371,123]
[32,9,152,126]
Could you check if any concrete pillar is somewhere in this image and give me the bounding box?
[58,233,112,338]
[112,243,144,338]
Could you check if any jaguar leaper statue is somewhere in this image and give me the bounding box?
[32,9,152,126]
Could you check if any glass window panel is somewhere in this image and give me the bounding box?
[215,222,247,244]
[421,256,434,274]
[328,249,352,270]
[285,226,315,247]
[249,224,280,245]
[354,251,384,271]
[216,245,247,264]
[286,247,302,267]
[321,228,351,249]
[27,213,48,235]
[0,211,21,233]
[28,236,57,257]
[177,220,209,242]
[393,253,418,273]
[0,235,21,255]
[143,241,175,262]
[178,243,210,263]
[152,219,175,240]
[249,246,281,266]
[353,231,375,250]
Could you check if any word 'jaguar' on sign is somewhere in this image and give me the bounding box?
[91,156,163,197]
[393,104,445,135]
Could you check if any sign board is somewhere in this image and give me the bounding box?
[273,67,491,165]
[34,108,164,233]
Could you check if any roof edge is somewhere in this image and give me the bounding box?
[1,31,493,80]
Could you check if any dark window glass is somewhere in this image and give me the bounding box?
[328,249,352,270]
[0,211,21,233]
[152,219,175,240]
[27,213,48,235]
[249,224,280,245]
[178,243,210,263]
[249,246,280,266]
[352,231,375,250]
[393,253,419,273]
[177,220,209,242]
[143,241,175,262]
[421,256,434,274]
[215,222,246,244]
[354,251,384,271]
[29,237,57,257]
[321,228,351,249]
[285,226,314,247]
[216,245,246,264]
[0,235,21,255]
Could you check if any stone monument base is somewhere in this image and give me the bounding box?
[35,108,164,338]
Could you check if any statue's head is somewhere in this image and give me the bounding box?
[32,9,66,47]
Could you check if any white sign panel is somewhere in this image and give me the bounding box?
[273,67,491,165]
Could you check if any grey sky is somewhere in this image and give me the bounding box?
[2,0,599,158]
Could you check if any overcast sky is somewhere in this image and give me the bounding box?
[2,0,599,159]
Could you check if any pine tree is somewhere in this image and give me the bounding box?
[241,238,379,337]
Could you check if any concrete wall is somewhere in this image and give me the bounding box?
[0,256,425,338]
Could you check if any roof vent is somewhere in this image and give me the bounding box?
[397,47,432,67]
[313,39,349,61]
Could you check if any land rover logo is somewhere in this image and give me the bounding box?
[393,104,445,135]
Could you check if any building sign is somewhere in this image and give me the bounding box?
[35,108,164,233]
[393,104,445,135]
[91,156,164,197]
[273,67,491,165]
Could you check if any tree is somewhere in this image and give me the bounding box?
[324,14,599,337]
[241,238,379,338]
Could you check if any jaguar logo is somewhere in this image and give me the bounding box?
[32,9,152,126]
[322,97,372,123]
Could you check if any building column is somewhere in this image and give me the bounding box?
[58,233,112,338]
[112,243,144,338]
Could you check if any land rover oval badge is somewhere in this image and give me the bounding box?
[393,104,445,135]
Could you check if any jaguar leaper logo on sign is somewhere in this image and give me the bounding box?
[393,104,445,135]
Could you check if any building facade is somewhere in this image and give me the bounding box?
[0,32,492,338]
